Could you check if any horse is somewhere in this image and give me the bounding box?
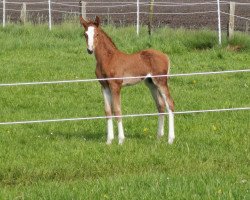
[80,16,175,145]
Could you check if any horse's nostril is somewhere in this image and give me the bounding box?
[87,49,93,54]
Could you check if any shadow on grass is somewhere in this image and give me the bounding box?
[53,130,104,141]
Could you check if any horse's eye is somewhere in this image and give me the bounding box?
[84,33,88,38]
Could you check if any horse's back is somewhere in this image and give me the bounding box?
[139,49,170,75]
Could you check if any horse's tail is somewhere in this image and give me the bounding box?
[166,55,171,78]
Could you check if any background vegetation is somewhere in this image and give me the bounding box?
[0,23,249,199]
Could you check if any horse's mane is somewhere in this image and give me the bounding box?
[99,28,117,49]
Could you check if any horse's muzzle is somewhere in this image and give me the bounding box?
[87,49,93,54]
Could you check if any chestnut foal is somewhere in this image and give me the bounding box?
[80,16,175,145]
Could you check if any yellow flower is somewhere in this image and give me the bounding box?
[143,128,148,133]
[212,125,217,131]
[218,189,222,194]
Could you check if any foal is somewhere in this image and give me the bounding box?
[80,16,175,145]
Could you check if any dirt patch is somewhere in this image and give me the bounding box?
[1,0,249,32]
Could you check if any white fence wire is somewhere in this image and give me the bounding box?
[0,69,249,125]
[0,108,249,125]
[0,69,249,87]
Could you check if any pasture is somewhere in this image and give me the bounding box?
[0,23,249,199]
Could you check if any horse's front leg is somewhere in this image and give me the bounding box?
[110,83,125,145]
[102,87,114,144]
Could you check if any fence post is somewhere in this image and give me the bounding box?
[217,0,222,45]
[246,21,249,33]
[148,0,154,36]
[227,1,235,40]
[3,0,5,27]
[48,0,52,30]
[79,1,86,19]
[20,2,27,24]
[137,0,140,35]
[107,7,110,25]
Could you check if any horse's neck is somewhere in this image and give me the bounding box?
[95,32,118,65]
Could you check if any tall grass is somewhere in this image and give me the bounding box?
[0,23,249,199]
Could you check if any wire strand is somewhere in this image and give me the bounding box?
[0,107,249,125]
[0,69,249,87]
[221,11,250,21]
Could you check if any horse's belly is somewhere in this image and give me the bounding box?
[122,78,143,86]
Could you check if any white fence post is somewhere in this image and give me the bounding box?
[148,0,155,35]
[20,2,27,24]
[48,0,52,30]
[217,0,222,45]
[227,1,235,40]
[3,0,5,27]
[137,0,140,35]
[79,1,86,20]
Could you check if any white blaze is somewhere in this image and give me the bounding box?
[86,26,95,51]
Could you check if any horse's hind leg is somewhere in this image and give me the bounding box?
[145,78,166,138]
[152,78,175,144]
[102,87,114,144]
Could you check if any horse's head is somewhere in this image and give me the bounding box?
[80,16,100,55]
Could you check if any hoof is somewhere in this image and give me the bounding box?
[157,133,164,139]
[106,140,113,145]
[118,138,125,145]
[168,137,175,144]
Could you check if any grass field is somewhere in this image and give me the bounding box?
[0,23,249,199]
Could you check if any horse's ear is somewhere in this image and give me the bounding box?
[94,16,100,27]
[80,16,88,29]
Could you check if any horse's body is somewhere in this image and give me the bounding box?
[80,16,175,145]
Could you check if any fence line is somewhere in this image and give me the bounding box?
[50,10,218,16]
[0,107,249,125]
[54,1,250,5]
[5,1,47,5]
[2,1,250,7]
[52,2,136,8]
[51,2,227,8]
[4,1,250,8]
[0,69,249,87]
[2,1,249,15]
[2,0,249,42]
[3,1,221,5]
[5,8,48,12]
[235,2,250,5]
[0,1,232,9]
[51,1,230,5]
[221,11,250,21]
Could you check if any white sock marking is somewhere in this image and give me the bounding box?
[160,92,175,144]
[168,110,175,144]
[157,115,165,138]
[146,73,152,78]
[118,121,125,145]
[107,118,114,144]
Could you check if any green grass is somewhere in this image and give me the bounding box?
[0,23,249,199]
